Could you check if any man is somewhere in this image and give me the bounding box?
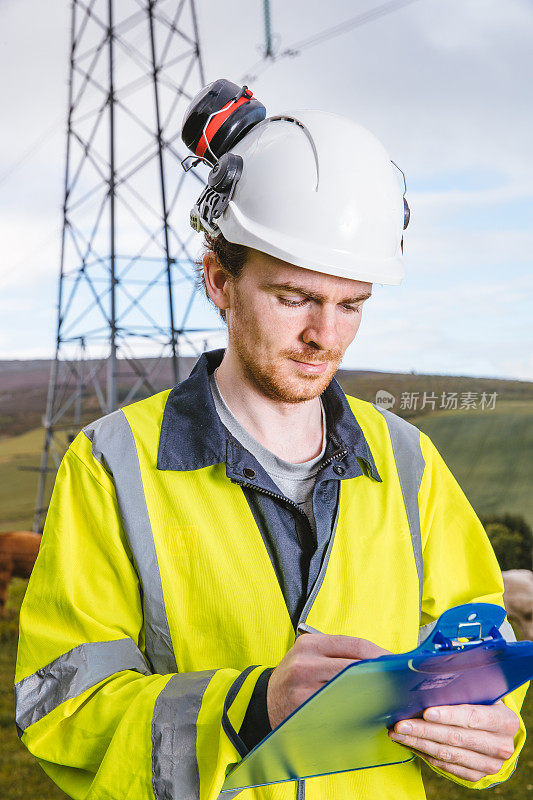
[15,87,526,800]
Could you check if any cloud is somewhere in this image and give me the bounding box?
[0,0,531,382]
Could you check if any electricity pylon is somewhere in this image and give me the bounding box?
[34,0,218,531]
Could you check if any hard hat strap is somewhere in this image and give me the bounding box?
[190,154,244,235]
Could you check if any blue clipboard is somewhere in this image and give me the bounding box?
[221,603,533,792]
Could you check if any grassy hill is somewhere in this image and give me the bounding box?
[0,428,73,533]
[413,401,533,531]
[1,366,531,532]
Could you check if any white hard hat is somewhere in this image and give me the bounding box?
[182,83,408,285]
[218,111,406,285]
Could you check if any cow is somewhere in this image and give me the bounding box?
[502,569,533,641]
[0,531,42,616]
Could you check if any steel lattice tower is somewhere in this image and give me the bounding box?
[34,0,218,531]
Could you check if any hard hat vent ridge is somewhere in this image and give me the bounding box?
[267,115,320,191]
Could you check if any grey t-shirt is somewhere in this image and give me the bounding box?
[209,370,326,535]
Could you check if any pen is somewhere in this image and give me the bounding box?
[296,622,324,636]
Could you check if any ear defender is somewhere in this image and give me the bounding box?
[181,78,266,233]
[182,78,266,166]
[391,161,410,252]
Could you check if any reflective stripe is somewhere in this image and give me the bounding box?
[418,617,517,647]
[152,671,215,800]
[15,637,151,733]
[373,405,425,612]
[84,412,176,674]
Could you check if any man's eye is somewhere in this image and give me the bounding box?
[341,304,362,313]
[279,296,308,307]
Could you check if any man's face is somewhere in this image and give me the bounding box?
[224,250,372,403]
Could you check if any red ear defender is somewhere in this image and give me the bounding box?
[181,79,266,166]
[181,79,266,234]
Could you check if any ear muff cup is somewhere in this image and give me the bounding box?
[181,78,266,165]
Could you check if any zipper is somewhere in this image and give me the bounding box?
[292,500,340,799]
[233,478,315,558]
[232,446,348,513]
[233,479,309,518]
[296,482,342,631]
[319,447,348,470]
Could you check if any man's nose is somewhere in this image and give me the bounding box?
[301,306,339,350]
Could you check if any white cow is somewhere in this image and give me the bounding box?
[502,569,533,640]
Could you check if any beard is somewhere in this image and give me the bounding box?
[228,291,344,403]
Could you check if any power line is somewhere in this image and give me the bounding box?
[289,0,420,52]
[2,228,60,281]
[242,0,421,82]
[0,119,63,188]
[0,21,151,190]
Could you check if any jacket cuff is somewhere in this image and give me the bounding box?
[239,667,274,751]
[221,665,269,757]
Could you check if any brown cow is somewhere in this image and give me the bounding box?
[502,569,533,641]
[0,531,42,616]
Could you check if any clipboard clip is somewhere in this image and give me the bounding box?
[420,603,507,653]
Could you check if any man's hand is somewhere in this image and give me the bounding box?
[267,633,390,729]
[389,700,520,782]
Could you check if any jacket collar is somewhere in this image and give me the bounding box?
[157,349,381,482]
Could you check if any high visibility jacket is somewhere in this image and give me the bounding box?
[15,353,527,800]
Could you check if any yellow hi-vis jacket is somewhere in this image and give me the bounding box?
[15,371,527,800]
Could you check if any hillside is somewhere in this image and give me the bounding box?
[413,401,533,529]
[2,356,532,437]
[0,358,531,532]
[0,356,198,437]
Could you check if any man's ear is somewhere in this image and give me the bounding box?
[203,252,231,314]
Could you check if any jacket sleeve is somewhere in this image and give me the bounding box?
[417,430,528,791]
[15,433,264,800]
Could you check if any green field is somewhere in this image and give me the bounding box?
[413,401,533,531]
[0,429,43,532]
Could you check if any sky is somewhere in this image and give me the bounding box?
[0,0,532,379]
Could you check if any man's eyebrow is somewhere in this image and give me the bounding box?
[262,282,372,303]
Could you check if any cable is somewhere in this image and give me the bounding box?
[0,120,63,188]
[0,17,151,190]
[0,227,60,288]
[288,0,420,52]
[241,0,421,82]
